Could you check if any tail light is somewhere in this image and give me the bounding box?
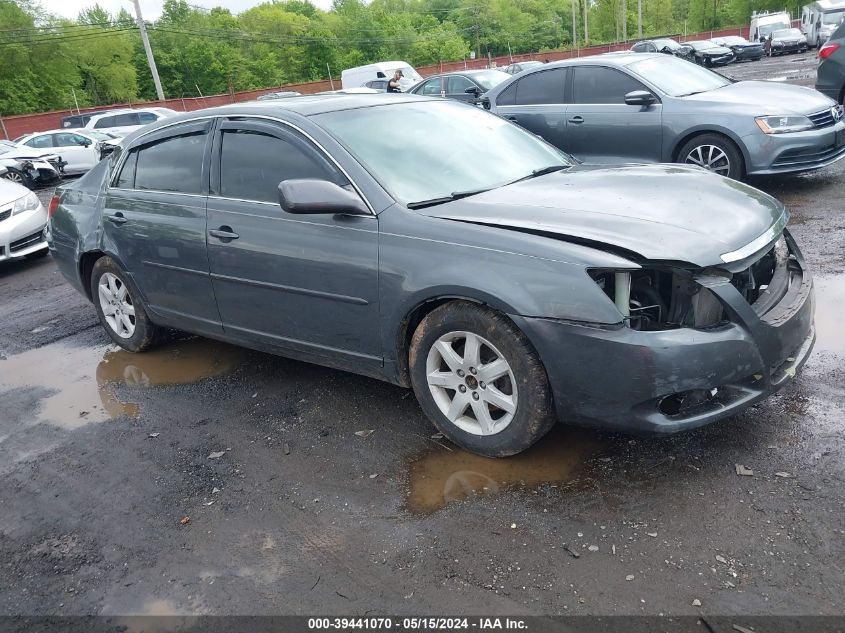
[48,195,60,218]
[819,43,840,60]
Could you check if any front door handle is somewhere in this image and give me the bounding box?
[106,212,127,225]
[209,226,239,241]
[568,116,585,124]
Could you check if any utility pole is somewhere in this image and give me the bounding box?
[638,0,642,37]
[583,0,589,45]
[571,0,578,49]
[131,0,164,101]
[623,0,627,41]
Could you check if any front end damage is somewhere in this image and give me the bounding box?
[514,229,815,433]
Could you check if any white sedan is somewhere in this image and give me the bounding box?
[0,175,49,263]
[16,129,115,175]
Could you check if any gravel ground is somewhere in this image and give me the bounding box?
[0,57,843,620]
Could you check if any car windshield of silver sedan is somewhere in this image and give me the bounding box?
[471,70,511,90]
[773,28,803,38]
[627,56,731,97]
[315,101,573,208]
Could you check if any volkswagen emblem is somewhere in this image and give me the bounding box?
[833,105,844,122]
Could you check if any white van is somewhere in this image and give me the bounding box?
[750,10,793,41]
[341,61,422,92]
[800,0,845,47]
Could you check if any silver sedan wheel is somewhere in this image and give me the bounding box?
[425,331,518,436]
[684,144,731,176]
[98,272,136,339]
[3,171,23,184]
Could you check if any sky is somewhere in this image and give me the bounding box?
[37,0,334,21]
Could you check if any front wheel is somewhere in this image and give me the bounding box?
[90,256,161,352]
[2,168,34,189]
[409,301,556,457]
[678,133,744,180]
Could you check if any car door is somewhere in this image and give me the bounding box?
[494,67,569,151]
[446,75,479,102]
[52,132,96,174]
[102,120,222,335]
[205,118,380,368]
[565,65,662,163]
[414,77,443,97]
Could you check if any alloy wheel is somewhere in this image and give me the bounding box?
[425,331,518,436]
[684,144,731,176]
[3,171,23,184]
[98,272,136,339]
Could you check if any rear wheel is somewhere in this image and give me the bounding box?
[90,256,160,352]
[678,133,744,180]
[409,301,556,457]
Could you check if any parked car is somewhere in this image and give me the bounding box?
[750,10,793,41]
[770,27,810,53]
[631,38,695,61]
[801,0,845,48]
[503,60,544,74]
[363,79,388,91]
[408,69,510,102]
[0,176,49,263]
[341,61,422,91]
[0,140,64,189]
[685,40,736,66]
[49,95,815,456]
[60,110,110,129]
[711,35,765,61]
[16,130,115,175]
[83,108,178,137]
[485,53,845,179]
[256,91,301,100]
[816,20,845,103]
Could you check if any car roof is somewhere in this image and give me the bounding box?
[529,52,668,69]
[19,129,101,138]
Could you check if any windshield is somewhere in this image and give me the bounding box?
[315,101,573,206]
[688,40,719,50]
[471,70,510,90]
[774,28,802,37]
[653,38,680,49]
[86,131,113,141]
[823,9,845,24]
[627,56,731,97]
[0,140,18,155]
[758,21,790,36]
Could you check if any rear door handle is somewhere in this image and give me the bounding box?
[209,226,239,241]
[106,213,127,225]
[568,116,584,124]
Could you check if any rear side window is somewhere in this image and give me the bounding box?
[115,150,137,188]
[114,113,140,126]
[26,135,54,148]
[496,81,517,106]
[94,116,116,129]
[572,66,648,104]
[219,129,339,203]
[515,68,566,105]
[134,132,207,194]
[138,112,158,124]
[447,75,475,95]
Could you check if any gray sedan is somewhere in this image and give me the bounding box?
[485,53,845,179]
[48,96,814,456]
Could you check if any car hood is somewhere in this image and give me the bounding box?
[0,146,56,160]
[701,45,733,55]
[419,164,785,267]
[684,80,834,112]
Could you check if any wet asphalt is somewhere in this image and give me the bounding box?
[0,53,843,619]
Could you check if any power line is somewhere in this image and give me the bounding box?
[0,27,136,46]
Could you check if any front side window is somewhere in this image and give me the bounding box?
[134,131,207,194]
[54,133,87,147]
[115,150,137,189]
[419,78,443,95]
[219,129,339,204]
[514,68,566,105]
[572,66,646,104]
[447,75,475,95]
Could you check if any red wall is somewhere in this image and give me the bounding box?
[0,24,786,140]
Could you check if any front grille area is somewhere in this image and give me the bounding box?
[809,108,836,129]
[10,230,43,253]
[0,208,10,222]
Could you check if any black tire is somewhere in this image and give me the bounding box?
[677,133,744,180]
[2,168,34,189]
[409,301,556,457]
[90,255,160,352]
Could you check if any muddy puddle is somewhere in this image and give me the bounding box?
[0,338,243,429]
[812,276,845,356]
[407,426,602,514]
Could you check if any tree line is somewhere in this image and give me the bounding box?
[0,0,797,116]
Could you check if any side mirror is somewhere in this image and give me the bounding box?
[464,86,482,97]
[278,179,369,216]
[624,90,657,106]
[79,139,92,147]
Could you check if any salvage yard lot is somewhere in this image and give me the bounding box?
[1,54,843,618]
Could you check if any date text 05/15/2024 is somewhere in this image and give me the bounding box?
[307,618,528,630]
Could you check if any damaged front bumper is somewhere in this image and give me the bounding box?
[513,232,815,434]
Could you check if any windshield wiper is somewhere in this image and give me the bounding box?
[406,187,492,210]
[507,164,571,186]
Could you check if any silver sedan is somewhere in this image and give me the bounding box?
[485,53,845,180]
[0,175,49,263]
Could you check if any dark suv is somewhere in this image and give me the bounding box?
[816,21,845,105]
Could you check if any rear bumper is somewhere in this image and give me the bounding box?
[743,119,845,174]
[514,232,815,434]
